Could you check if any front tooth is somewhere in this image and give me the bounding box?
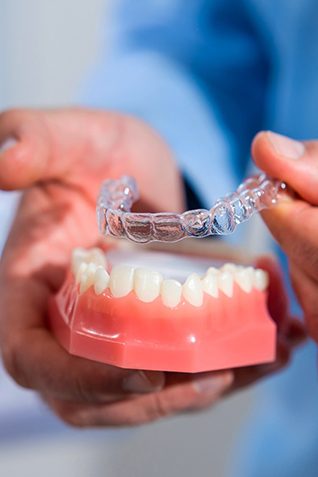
[72,248,89,276]
[235,268,253,293]
[94,266,110,295]
[161,279,182,308]
[218,271,234,297]
[88,248,107,268]
[254,269,269,291]
[183,273,203,307]
[202,269,219,298]
[134,268,163,303]
[110,265,135,298]
[221,263,237,274]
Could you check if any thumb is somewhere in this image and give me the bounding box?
[252,131,318,205]
[252,131,318,281]
[0,108,121,191]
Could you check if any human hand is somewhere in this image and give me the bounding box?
[252,131,318,343]
[229,255,305,393]
[0,110,304,428]
[0,108,233,427]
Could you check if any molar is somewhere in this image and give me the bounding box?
[221,263,237,274]
[87,248,107,268]
[161,279,182,308]
[234,267,253,293]
[218,271,234,297]
[134,268,163,303]
[201,268,219,298]
[254,269,269,291]
[110,265,135,298]
[183,273,203,307]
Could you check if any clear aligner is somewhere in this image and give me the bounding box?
[97,174,286,243]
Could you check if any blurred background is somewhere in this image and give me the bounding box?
[0,1,255,476]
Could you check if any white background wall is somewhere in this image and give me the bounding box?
[0,1,253,476]
[0,0,107,108]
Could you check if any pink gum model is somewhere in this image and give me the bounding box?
[49,243,276,373]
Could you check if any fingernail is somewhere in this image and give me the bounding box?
[192,372,233,396]
[122,370,165,394]
[267,131,305,160]
[0,137,17,154]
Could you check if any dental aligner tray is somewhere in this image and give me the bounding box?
[49,174,281,373]
[97,174,285,243]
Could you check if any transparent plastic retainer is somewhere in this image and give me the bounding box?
[97,174,287,243]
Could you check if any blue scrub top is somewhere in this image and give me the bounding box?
[80,1,318,475]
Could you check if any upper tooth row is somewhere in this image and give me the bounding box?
[73,253,268,309]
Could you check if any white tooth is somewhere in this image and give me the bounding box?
[207,266,219,274]
[79,262,97,293]
[134,268,163,303]
[218,271,234,297]
[110,265,135,298]
[235,268,253,293]
[246,267,255,286]
[72,248,89,276]
[72,247,107,277]
[79,272,90,294]
[76,262,88,284]
[254,269,269,291]
[87,262,97,277]
[94,266,110,295]
[221,263,237,274]
[202,269,219,298]
[88,247,107,268]
[183,273,203,307]
[161,279,182,308]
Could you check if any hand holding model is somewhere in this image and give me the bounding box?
[252,132,318,345]
[0,109,303,427]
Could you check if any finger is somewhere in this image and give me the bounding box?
[260,199,318,282]
[0,108,184,213]
[2,328,165,403]
[254,256,306,344]
[231,336,290,391]
[289,260,318,343]
[285,317,307,346]
[230,319,305,392]
[0,275,165,403]
[254,255,289,331]
[0,108,121,190]
[44,371,234,427]
[253,131,318,279]
[252,131,318,205]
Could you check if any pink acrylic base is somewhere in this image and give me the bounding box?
[49,274,276,373]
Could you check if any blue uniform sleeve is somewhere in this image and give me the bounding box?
[80,0,270,206]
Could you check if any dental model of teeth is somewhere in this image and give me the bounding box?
[50,245,276,372]
[97,174,286,243]
[72,248,269,308]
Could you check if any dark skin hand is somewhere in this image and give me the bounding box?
[252,131,318,345]
[0,110,305,427]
